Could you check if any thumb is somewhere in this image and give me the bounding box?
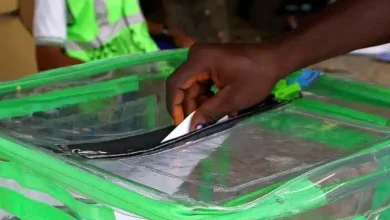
[190,87,236,131]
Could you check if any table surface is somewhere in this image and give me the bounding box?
[311,55,390,85]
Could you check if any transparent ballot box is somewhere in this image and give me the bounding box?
[1,49,390,219]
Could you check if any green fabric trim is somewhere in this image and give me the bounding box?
[0,162,116,220]
[305,75,390,108]
[0,49,188,95]
[223,140,390,208]
[238,140,390,217]
[248,110,376,150]
[221,179,288,207]
[249,179,327,219]
[0,134,331,220]
[0,187,76,220]
[1,63,387,219]
[0,75,139,119]
[0,137,183,220]
[351,216,365,220]
[3,119,388,219]
[290,98,388,126]
[321,168,390,193]
[352,139,390,156]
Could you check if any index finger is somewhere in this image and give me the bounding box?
[166,60,210,125]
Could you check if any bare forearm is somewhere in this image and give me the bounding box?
[275,0,390,76]
[36,46,83,72]
[37,55,82,72]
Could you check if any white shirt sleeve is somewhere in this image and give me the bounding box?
[33,0,67,47]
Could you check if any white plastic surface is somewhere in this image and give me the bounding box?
[350,43,390,55]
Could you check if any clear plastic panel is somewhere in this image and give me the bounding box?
[303,91,390,120]
[0,55,180,146]
[2,52,390,219]
[0,155,146,220]
[86,107,390,206]
[283,144,390,220]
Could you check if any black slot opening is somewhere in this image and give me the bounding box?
[70,126,175,156]
[68,95,294,159]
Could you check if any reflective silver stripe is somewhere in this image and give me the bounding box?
[94,12,145,46]
[66,0,145,51]
[0,210,16,220]
[94,0,109,28]
[114,211,146,220]
[0,178,63,206]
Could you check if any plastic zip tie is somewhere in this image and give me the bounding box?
[288,69,321,87]
[274,82,301,101]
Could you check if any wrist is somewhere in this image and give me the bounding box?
[247,43,300,82]
[271,38,307,78]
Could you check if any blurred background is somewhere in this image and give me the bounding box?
[0,0,389,83]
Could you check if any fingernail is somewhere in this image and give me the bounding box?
[195,123,205,130]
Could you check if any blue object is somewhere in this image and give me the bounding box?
[376,53,390,63]
[288,69,321,87]
[152,35,177,50]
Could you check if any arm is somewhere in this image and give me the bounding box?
[166,0,390,129]
[33,0,82,72]
[35,46,82,72]
[275,0,390,77]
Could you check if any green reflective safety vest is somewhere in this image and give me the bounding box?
[65,0,159,62]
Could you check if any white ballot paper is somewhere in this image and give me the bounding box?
[161,111,228,143]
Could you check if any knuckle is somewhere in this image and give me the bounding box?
[165,75,178,91]
[199,107,220,123]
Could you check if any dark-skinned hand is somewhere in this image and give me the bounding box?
[166,44,289,131]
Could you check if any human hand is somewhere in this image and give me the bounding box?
[166,43,291,131]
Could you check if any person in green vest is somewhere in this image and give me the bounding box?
[33,0,195,72]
